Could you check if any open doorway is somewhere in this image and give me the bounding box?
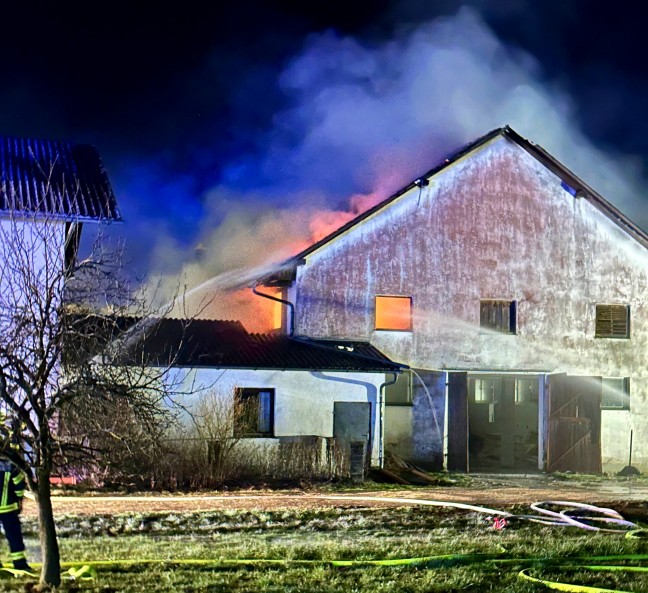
[467,374,540,472]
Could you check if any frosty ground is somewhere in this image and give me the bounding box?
[4,474,648,592]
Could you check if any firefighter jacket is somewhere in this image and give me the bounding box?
[0,460,25,514]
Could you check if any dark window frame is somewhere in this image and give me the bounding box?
[595,304,630,339]
[374,295,413,332]
[233,388,275,437]
[479,299,517,334]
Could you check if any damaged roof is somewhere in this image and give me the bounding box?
[261,126,648,283]
[107,317,404,372]
[0,136,121,221]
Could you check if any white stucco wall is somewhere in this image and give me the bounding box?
[292,136,648,471]
[0,218,68,385]
[166,367,386,465]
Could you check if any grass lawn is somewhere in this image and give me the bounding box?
[1,505,647,592]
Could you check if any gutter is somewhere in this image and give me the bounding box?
[252,284,296,336]
[252,285,408,468]
[378,372,399,468]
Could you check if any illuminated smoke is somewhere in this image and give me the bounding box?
[142,7,648,329]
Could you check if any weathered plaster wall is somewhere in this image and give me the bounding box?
[167,367,385,464]
[293,136,648,470]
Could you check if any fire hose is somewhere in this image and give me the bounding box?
[2,498,646,592]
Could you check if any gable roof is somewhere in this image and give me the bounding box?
[0,136,121,221]
[262,126,648,283]
[105,317,404,372]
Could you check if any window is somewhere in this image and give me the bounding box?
[480,300,516,334]
[514,378,539,405]
[234,388,274,437]
[595,304,630,338]
[601,377,630,410]
[375,296,412,331]
[471,378,495,403]
[385,371,412,405]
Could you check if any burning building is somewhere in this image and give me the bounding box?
[257,125,648,474]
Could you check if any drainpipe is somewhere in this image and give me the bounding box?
[252,284,296,336]
[378,372,399,468]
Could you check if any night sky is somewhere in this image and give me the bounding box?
[1,2,647,287]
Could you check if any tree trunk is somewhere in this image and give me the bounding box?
[36,472,61,589]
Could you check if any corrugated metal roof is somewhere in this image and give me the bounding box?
[0,136,120,221]
[111,317,404,372]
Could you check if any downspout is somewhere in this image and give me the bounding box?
[252,284,296,336]
[378,372,399,468]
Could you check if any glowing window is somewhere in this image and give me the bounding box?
[601,377,630,410]
[595,304,630,339]
[375,296,412,331]
[272,295,283,330]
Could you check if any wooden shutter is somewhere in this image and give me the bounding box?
[595,304,629,338]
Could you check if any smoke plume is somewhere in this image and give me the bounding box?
[135,7,648,328]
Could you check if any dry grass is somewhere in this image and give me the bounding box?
[1,505,647,591]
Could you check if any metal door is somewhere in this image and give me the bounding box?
[333,402,371,442]
[333,402,371,480]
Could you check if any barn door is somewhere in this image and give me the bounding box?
[546,374,602,473]
[447,372,468,472]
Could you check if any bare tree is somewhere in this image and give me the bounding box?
[0,208,183,589]
[188,390,251,485]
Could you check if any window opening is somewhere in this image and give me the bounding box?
[601,377,630,410]
[234,388,275,436]
[480,300,516,334]
[375,296,412,331]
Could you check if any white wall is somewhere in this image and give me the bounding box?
[166,367,386,465]
[0,218,67,317]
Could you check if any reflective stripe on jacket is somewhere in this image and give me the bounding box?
[0,460,24,514]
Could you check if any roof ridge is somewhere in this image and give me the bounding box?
[258,125,647,277]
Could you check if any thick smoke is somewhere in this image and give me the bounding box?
[145,7,648,327]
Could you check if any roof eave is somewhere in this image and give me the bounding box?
[143,363,401,372]
[277,127,507,266]
[0,209,123,224]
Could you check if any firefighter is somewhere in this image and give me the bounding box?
[0,457,31,572]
